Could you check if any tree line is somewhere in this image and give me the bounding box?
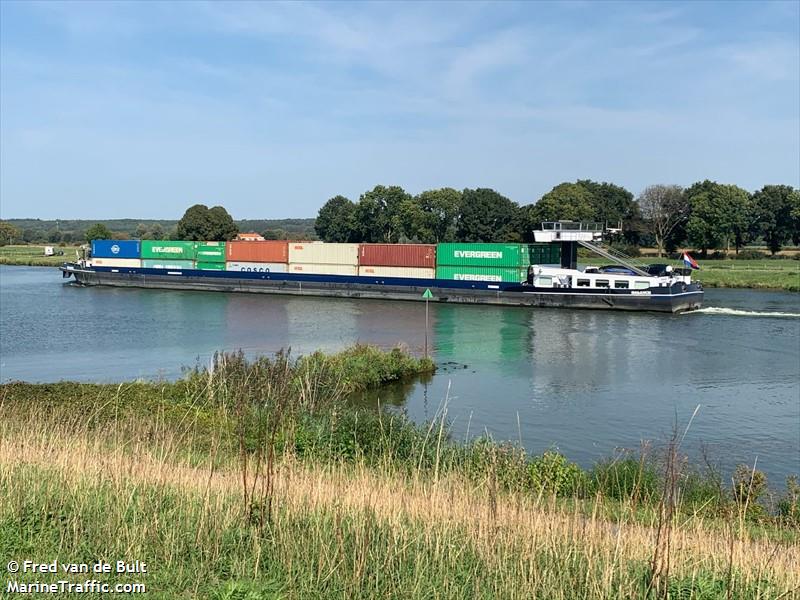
[315,181,800,256]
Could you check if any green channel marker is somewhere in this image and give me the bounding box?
[422,288,433,299]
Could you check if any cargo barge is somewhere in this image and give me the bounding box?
[59,223,704,313]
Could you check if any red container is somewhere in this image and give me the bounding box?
[226,241,288,263]
[358,244,437,268]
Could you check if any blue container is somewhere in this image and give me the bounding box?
[91,239,141,259]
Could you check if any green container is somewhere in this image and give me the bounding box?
[528,243,560,265]
[141,240,197,260]
[436,243,529,268]
[196,242,226,263]
[196,261,226,271]
[142,259,195,270]
[435,265,526,283]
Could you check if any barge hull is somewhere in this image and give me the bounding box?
[63,265,703,313]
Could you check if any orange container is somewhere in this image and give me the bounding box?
[358,244,436,268]
[226,241,288,263]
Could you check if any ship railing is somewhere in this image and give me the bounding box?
[577,240,652,277]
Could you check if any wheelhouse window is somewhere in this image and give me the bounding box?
[595,279,609,288]
[634,281,650,290]
[535,276,553,287]
[614,280,629,289]
[577,279,590,287]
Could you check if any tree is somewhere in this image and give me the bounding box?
[530,183,595,224]
[0,220,19,245]
[685,182,751,255]
[135,223,149,239]
[149,223,165,241]
[354,185,412,243]
[176,204,238,241]
[315,195,357,242]
[638,185,688,257]
[751,185,800,254]
[577,180,640,228]
[85,223,112,241]
[456,188,520,242]
[414,188,462,243]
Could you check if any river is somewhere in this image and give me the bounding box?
[1,265,798,484]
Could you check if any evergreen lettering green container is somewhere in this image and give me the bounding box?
[142,259,195,269]
[141,240,197,260]
[195,242,226,263]
[435,265,527,283]
[196,261,226,271]
[436,243,530,268]
[528,243,561,265]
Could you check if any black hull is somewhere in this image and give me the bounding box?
[60,264,704,313]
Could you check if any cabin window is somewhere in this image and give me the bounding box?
[595,279,610,288]
[634,281,650,290]
[577,279,590,287]
[614,280,629,289]
[535,276,553,287]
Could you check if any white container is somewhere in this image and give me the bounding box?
[225,261,288,273]
[358,266,435,279]
[90,258,142,268]
[288,263,358,276]
[288,242,359,265]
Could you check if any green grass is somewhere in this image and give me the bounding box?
[0,244,80,266]
[1,347,798,598]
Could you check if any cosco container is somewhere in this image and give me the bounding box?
[142,259,195,270]
[358,266,435,279]
[226,262,288,273]
[435,265,526,283]
[195,242,226,262]
[91,239,141,259]
[288,242,359,265]
[90,258,141,268]
[436,243,529,268]
[358,244,436,268]
[195,261,226,271]
[288,263,358,276]
[226,241,288,263]
[141,240,197,260]
[528,243,560,265]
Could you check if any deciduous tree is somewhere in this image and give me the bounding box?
[85,223,112,241]
[457,188,520,242]
[176,204,238,241]
[638,185,688,257]
[0,220,19,245]
[530,183,595,224]
[751,185,800,254]
[315,195,357,242]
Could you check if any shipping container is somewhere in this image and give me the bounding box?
[141,240,197,260]
[196,261,226,271]
[358,244,436,268]
[435,243,530,268]
[288,242,359,265]
[90,258,142,268]
[142,259,195,270]
[358,266,435,279]
[196,242,226,262]
[435,265,526,283]
[527,243,561,265]
[226,262,288,273]
[288,263,358,276]
[91,239,141,259]
[226,241,288,263]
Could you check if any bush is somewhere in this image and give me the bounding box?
[736,249,767,260]
[527,451,588,497]
[608,242,641,258]
[732,465,767,511]
[777,476,800,524]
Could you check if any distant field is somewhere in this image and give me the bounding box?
[0,245,80,266]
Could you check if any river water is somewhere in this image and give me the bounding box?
[1,265,798,484]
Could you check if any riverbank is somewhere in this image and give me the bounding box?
[1,347,797,598]
[0,244,80,266]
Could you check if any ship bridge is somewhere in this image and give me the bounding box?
[533,221,604,243]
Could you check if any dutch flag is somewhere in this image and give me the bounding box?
[682,252,700,270]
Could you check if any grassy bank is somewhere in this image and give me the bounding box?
[0,244,80,266]
[1,347,798,598]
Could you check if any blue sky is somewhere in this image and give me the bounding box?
[1,1,798,220]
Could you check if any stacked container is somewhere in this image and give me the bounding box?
[358,244,436,279]
[195,242,226,270]
[226,241,289,273]
[141,240,196,269]
[90,240,142,268]
[435,243,529,283]
[288,242,358,276]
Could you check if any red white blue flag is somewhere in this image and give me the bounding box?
[682,252,700,270]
